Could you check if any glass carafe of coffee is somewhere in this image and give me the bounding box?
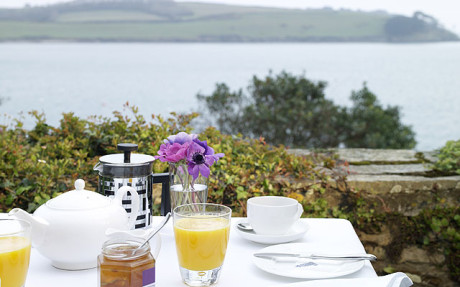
[94,143,170,229]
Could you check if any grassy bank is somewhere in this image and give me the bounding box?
[0,4,391,42]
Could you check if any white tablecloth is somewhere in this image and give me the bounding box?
[22,217,377,286]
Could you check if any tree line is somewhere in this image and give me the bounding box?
[197,71,416,149]
[384,12,458,42]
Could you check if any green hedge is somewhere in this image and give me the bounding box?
[0,106,196,212]
[0,105,331,214]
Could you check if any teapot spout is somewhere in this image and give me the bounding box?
[9,208,49,247]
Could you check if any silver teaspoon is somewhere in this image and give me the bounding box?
[136,212,171,250]
[237,222,254,232]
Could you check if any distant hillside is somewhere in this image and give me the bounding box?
[0,0,457,42]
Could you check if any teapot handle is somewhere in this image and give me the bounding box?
[114,186,140,229]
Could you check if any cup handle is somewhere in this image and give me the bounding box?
[295,203,304,219]
[114,186,140,229]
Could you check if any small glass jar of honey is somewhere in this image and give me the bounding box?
[98,238,155,287]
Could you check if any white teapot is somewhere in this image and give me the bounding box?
[9,179,140,270]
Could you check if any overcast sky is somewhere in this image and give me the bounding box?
[1,0,459,34]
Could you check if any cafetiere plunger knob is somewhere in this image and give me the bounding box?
[117,143,138,163]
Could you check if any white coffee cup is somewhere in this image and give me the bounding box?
[247,196,303,235]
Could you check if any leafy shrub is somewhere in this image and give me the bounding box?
[0,103,332,214]
[200,129,333,215]
[0,104,198,212]
[197,71,416,149]
[197,71,345,148]
[343,84,416,149]
[433,140,460,175]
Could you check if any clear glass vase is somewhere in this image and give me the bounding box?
[169,162,209,211]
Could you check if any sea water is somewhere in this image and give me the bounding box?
[0,42,459,150]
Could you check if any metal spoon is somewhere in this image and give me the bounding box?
[237,222,254,232]
[137,212,171,250]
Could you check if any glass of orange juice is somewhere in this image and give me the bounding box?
[0,219,32,287]
[173,203,231,286]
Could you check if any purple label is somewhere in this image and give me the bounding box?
[142,267,155,286]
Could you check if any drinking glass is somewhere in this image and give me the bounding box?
[0,219,32,287]
[169,163,209,212]
[173,203,231,286]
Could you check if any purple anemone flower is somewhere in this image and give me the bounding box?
[155,142,189,163]
[164,132,197,145]
[187,139,224,180]
[156,132,225,182]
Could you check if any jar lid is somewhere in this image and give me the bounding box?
[102,238,151,260]
[46,179,110,210]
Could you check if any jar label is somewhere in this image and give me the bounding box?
[142,267,155,286]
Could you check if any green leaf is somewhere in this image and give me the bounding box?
[236,186,248,200]
[383,266,395,274]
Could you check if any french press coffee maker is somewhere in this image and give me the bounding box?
[94,143,170,229]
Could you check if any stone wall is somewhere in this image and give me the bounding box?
[289,149,460,287]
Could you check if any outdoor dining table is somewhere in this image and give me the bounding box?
[21,216,377,286]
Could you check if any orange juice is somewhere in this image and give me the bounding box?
[174,217,230,271]
[0,236,31,287]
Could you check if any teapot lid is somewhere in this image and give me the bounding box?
[46,179,110,210]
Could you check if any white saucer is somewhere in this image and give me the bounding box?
[235,219,308,244]
[252,243,365,279]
